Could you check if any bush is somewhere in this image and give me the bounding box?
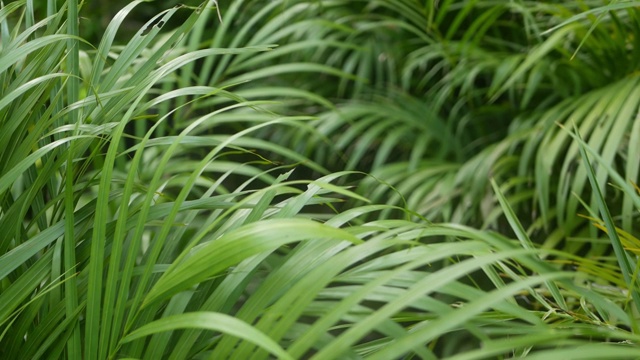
[1,1,639,358]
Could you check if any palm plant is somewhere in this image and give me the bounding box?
[1,0,640,359]
[224,0,638,236]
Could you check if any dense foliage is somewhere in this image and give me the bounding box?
[1,0,639,358]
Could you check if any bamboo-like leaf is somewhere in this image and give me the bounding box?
[120,312,294,360]
[491,178,566,310]
[574,125,640,312]
[143,218,361,307]
[542,2,640,35]
[366,273,570,360]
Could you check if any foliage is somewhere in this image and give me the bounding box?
[0,0,639,359]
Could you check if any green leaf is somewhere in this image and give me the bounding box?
[120,312,294,360]
[143,218,362,307]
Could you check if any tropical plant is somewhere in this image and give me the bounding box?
[1,0,639,359]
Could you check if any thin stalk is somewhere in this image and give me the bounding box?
[65,1,82,359]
